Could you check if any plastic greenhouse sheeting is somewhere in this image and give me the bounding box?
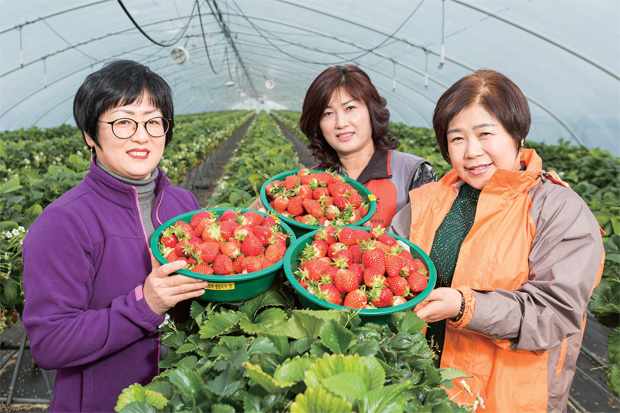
[1,0,618,155]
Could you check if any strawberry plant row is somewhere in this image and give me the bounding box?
[0,110,254,333]
[207,111,303,208]
[115,287,469,412]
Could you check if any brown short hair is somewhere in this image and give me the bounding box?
[433,69,530,163]
[299,64,399,169]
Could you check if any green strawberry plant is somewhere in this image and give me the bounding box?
[208,111,302,208]
[115,280,471,412]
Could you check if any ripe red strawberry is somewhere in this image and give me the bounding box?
[202,223,223,243]
[297,168,310,177]
[334,269,360,293]
[241,256,264,273]
[322,265,338,282]
[377,234,397,247]
[160,230,178,248]
[263,214,277,227]
[397,248,414,264]
[232,255,244,274]
[219,220,238,240]
[343,289,368,309]
[252,226,273,245]
[273,196,289,213]
[298,184,313,199]
[172,221,194,240]
[323,204,339,220]
[392,296,408,306]
[363,267,387,288]
[241,211,264,226]
[164,249,180,262]
[315,226,338,245]
[347,191,362,208]
[190,210,213,228]
[265,180,283,199]
[348,244,363,263]
[348,263,365,279]
[359,201,369,217]
[333,195,350,210]
[313,187,330,200]
[233,224,252,241]
[328,182,347,197]
[191,263,213,275]
[333,248,353,266]
[265,242,286,262]
[270,231,288,245]
[287,196,304,216]
[362,248,386,273]
[241,232,264,256]
[411,258,428,275]
[338,227,357,246]
[386,276,410,296]
[327,242,346,258]
[302,199,325,218]
[408,271,429,292]
[369,225,386,239]
[218,209,239,222]
[213,254,233,275]
[196,241,220,264]
[284,175,300,189]
[303,258,330,282]
[318,283,343,305]
[369,286,394,308]
[191,216,213,237]
[313,172,334,186]
[219,240,240,258]
[346,208,362,224]
[308,240,328,258]
[175,237,201,258]
[385,254,404,277]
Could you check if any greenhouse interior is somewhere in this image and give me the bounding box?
[1,0,618,412]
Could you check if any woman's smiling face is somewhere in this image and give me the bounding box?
[319,88,374,158]
[85,92,166,181]
[447,103,522,190]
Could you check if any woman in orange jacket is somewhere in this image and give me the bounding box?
[389,69,604,412]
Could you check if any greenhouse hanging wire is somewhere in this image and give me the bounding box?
[41,18,97,61]
[116,0,197,47]
[439,0,445,69]
[196,0,224,75]
[231,0,424,65]
[207,0,258,97]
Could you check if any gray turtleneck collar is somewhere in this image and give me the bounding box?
[95,158,158,240]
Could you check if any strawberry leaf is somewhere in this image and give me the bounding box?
[211,404,236,413]
[242,361,296,394]
[319,320,355,354]
[168,368,207,406]
[238,290,290,320]
[439,367,469,388]
[239,307,288,335]
[357,381,411,413]
[392,311,427,334]
[321,372,370,400]
[290,385,353,413]
[198,309,244,339]
[115,383,168,411]
[274,355,315,383]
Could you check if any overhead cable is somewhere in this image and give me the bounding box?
[232,0,424,65]
[116,0,197,47]
[196,0,223,74]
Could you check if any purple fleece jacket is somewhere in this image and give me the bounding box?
[22,159,200,412]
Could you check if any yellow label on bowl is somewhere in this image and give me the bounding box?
[368,195,376,201]
[205,282,235,291]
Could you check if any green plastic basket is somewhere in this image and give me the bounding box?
[283,228,436,324]
[151,207,296,302]
[259,169,377,238]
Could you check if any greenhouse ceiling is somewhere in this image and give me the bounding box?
[1,0,618,155]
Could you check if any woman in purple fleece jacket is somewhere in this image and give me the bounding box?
[22,60,208,412]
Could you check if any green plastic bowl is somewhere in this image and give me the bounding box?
[151,207,296,302]
[259,169,377,238]
[283,228,436,324]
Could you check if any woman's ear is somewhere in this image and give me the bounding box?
[84,132,95,148]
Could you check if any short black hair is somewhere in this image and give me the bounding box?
[73,59,174,147]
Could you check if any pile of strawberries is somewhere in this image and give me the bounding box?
[158,209,290,276]
[265,169,370,226]
[293,226,430,309]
